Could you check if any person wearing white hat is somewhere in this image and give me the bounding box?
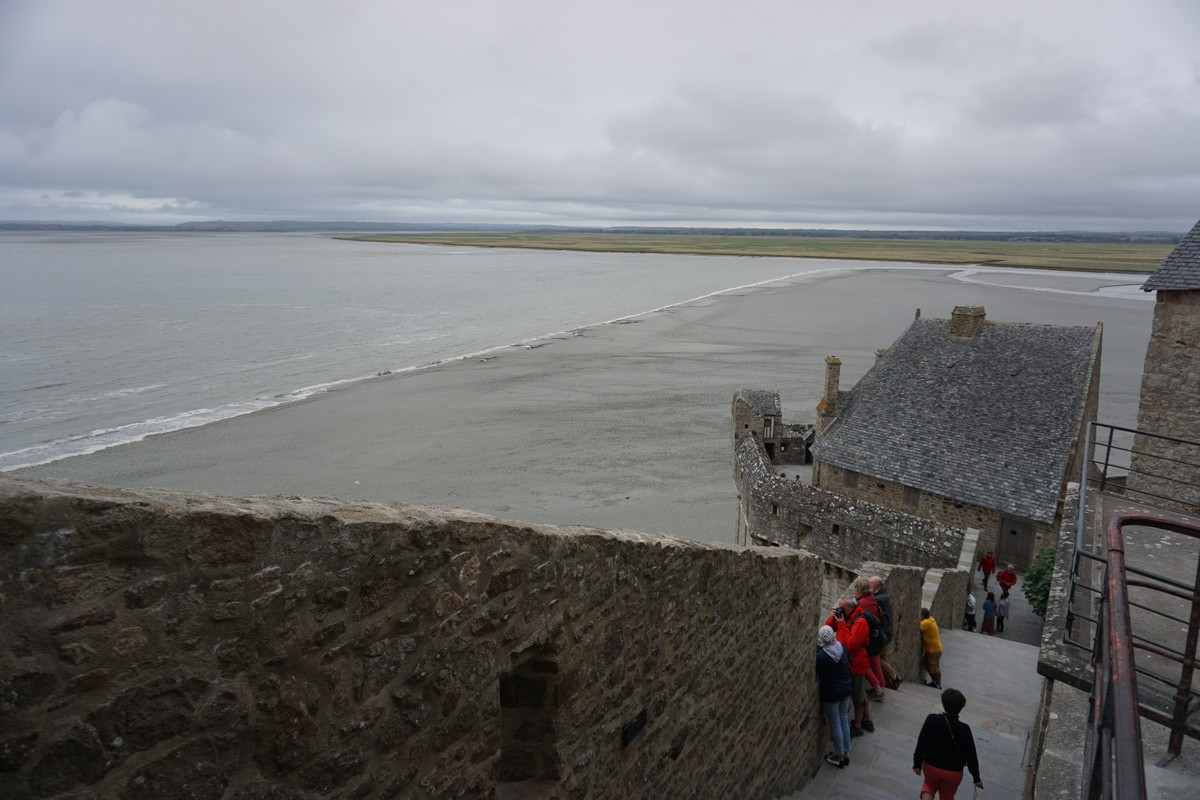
[815,624,852,767]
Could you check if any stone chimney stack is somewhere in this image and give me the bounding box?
[949,306,986,340]
[816,355,841,437]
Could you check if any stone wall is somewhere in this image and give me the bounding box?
[923,568,970,643]
[1,476,830,800]
[733,435,964,570]
[1130,290,1200,513]
[815,462,1002,547]
[1036,483,1091,690]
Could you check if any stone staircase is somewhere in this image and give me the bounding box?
[777,628,1041,800]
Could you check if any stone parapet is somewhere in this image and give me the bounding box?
[734,434,965,569]
[1,475,827,800]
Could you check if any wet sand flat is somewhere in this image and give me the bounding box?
[15,266,1154,544]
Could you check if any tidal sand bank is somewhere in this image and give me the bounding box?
[17,266,1153,544]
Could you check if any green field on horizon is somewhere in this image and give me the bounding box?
[343,232,1171,273]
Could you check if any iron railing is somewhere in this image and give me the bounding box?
[1083,423,1200,511]
[1082,515,1147,800]
[1066,422,1200,797]
[1080,514,1200,798]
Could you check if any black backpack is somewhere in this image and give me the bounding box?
[876,600,894,645]
[861,610,886,657]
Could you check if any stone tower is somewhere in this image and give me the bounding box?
[1129,216,1200,510]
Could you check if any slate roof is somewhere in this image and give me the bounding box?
[1143,217,1200,291]
[809,317,1100,523]
[736,389,781,416]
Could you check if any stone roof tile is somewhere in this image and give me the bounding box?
[736,389,781,416]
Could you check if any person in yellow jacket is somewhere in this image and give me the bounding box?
[920,608,943,689]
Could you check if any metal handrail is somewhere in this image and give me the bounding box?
[1082,515,1146,800]
[1067,423,1200,796]
[1080,514,1200,800]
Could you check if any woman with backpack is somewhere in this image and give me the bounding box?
[825,595,875,736]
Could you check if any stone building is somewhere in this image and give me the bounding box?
[808,306,1103,568]
[1129,215,1200,510]
[731,389,813,469]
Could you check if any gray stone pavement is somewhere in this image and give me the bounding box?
[777,578,1046,800]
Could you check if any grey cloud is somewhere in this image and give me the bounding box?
[0,0,1197,230]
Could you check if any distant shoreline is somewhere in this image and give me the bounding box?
[339,232,1170,273]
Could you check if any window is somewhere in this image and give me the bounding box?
[903,485,920,507]
[764,417,775,439]
[843,470,859,489]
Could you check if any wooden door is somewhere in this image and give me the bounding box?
[997,515,1036,569]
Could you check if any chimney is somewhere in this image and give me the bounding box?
[949,306,986,340]
[816,355,841,437]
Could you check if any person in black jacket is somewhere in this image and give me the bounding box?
[815,624,852,767]
[869,575,902,689]
[912,688,983,798]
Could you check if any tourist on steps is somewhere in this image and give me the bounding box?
[825,595,875,737]
[852,577,887,700]
[815,625,852,768]
[912,688,983,799]
[869,575,903,689]
[920,608,943,690]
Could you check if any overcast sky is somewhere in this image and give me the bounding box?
[2,1,1198,231]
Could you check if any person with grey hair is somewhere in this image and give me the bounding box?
[825,594,875,736]
[815,624,852,767]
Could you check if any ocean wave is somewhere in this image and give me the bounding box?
[0,382,348,471]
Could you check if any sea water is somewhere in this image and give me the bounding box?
[1,231,864,470]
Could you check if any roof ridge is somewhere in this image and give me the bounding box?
[1142,216,1200,291]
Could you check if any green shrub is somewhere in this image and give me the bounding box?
[1021,545,1057,618]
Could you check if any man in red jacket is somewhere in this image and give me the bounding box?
[825,596,875,737]
[996,564,1018,594]
[977,551,996,590]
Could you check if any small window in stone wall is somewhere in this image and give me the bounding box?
[832,523,841,536]
[772,503,779,515]
[843,470,859,489]
[498,650,561,788]
[903,485,920,507]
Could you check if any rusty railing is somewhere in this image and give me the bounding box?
[1079,514,1200,799]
